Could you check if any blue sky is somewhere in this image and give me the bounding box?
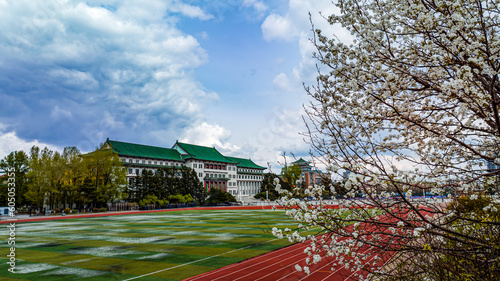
[0,0,347,170]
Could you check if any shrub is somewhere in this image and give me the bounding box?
[64,208,71,214]
[72,209,77,213]
[207,189,236,204]
[100,207,107,212]
[183,194,195,203]
[168,194,185,203]
[254,191,278,201]
[92,208,100,213]
[55,208,61,213]
[448,195,500,220]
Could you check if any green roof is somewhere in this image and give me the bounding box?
[105,140,183,161]
[292,158,311,165]
[225,156,266,170]
[173,142,235,163]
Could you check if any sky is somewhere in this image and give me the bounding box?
[0,0,349,171]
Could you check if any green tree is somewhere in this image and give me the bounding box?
[129,166,205,206]
[61,147,84,209]
[82,148,127,208]
[25,147,53,210]
[181,168,205,204]
[207,189,236,204]
[0,150,29,206]
[255,173,280,200]
[281,164,302,191]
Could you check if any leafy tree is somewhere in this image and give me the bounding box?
[138,194,168,207]
[0,151,29,206]
[280,164,302,191]
[128,166,205,205]
[25,146,53,210]
[255,173,281,200]
[81,148,127,208]
[207,189,236,204]
[168,194,194,204]
[78,177,95,210]
[271,0,500,280]
[61,147,84,209]
[184,168,205,205]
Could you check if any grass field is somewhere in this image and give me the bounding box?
[0,209,298,281]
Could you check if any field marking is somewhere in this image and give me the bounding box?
[122,238,280,281]
[218,244,307,281]
[188,241,304,281]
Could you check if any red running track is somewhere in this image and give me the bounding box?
[184,216,396,281]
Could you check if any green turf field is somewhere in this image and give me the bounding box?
[0,209,297,280]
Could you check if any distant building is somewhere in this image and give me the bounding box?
[102,139,266,199]
[292,158,324,186]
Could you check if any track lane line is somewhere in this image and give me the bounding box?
[124,238,280,281]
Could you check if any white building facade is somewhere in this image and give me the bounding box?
[103,139,266,199]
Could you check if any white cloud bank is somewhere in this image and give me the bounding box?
[0,131,62,158]
[0,0,220,154]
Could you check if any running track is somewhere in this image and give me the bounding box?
[184,216,396,281]
[3,205,403,280]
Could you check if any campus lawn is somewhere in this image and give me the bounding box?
[0,209,299,280]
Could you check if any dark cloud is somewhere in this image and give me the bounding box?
[0,0,217,150]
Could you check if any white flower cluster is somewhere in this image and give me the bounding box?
[270,0,500,279]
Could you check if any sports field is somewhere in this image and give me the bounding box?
[0,209,299,280]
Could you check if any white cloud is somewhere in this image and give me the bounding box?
[179,122,240,154]
[273,72,299,93]
[48,68,99,90]
[242,0,268,16]
[240,107,309,172]
[262,0,353,85]
[262,14,297,41]
[0,131,62,159]
[168,3,214,20]
[0,0,217,151]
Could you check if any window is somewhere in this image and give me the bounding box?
[149,161,152,164]
[193,164,197,168]
[154,161,157,165]
[160,162,163,165]
[142,160,145,164]
[135,169,139,174]
[128,169,132,174]
[199,173,203,177]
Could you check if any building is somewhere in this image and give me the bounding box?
[102,139,266,199]
[292,158,324,186]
